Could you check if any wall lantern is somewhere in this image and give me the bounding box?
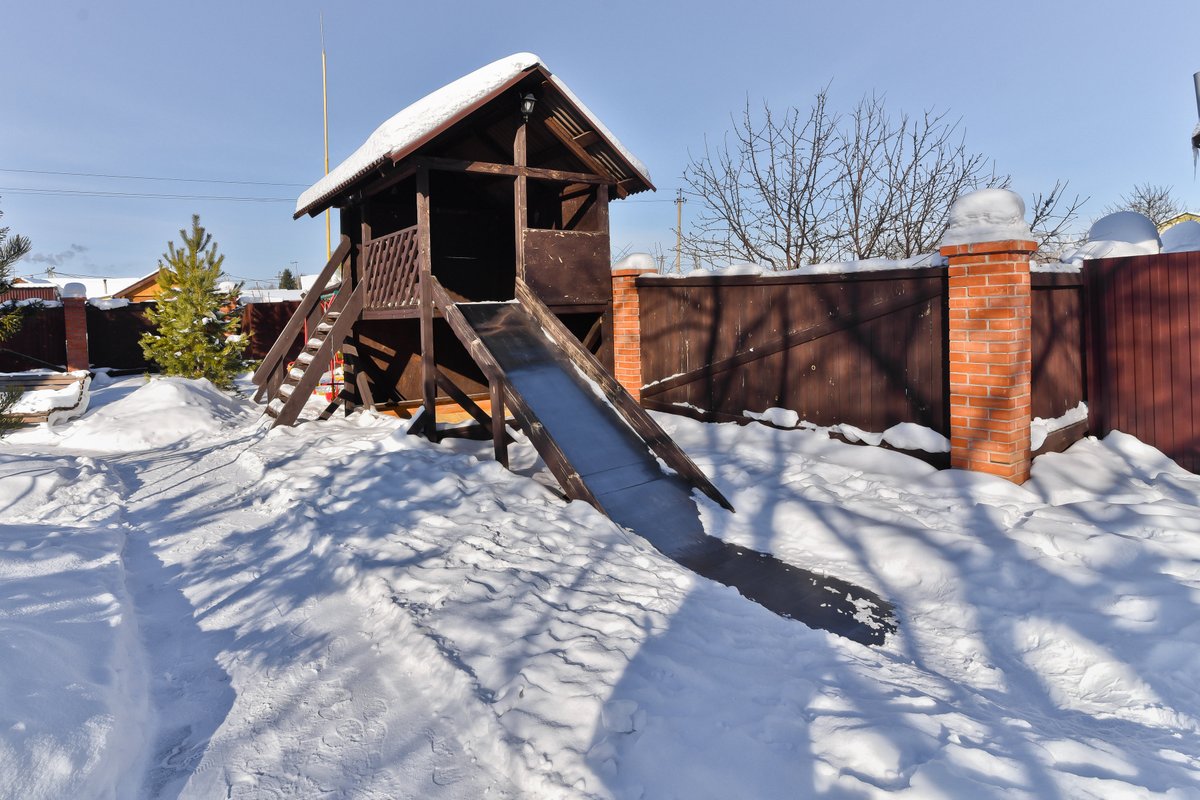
[520,92,537,122]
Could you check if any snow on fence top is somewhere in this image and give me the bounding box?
[1162,219,1200,253]
[939,188,1032,246]
[641,252,948,279]
[296,52,652,218]
[1063,211,1161,262]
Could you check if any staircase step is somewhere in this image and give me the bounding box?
[279,384,295,397]
[288,367,305,380]
[266,399,283,417]
[297,352,314,365]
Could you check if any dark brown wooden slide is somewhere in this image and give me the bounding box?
[447,285,896,645]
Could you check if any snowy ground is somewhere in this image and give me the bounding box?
[2,375,1199,798]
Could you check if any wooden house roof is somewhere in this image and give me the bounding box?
[294,53,654,219]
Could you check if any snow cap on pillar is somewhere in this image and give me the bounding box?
[61,282,87,299]
[940,188,1031,247]
[612,252,658,274]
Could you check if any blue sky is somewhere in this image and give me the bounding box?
[3,0,1198,284]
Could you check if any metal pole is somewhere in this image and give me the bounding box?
[322,14,331,260]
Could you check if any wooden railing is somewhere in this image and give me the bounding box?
[251,235,351,403]
[362,225,420,309]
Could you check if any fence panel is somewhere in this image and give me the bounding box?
[0,306,66,370]
[638,268,948,434]
[86,303,155,369]
[1086,251,1200,472]
[1031,272,1085,420]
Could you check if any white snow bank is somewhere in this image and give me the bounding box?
[655,253,945,279]
[0,298,61,309]
[1064,211,1161,262]
[1030,260,1082,273]
[57,376,256,452]
[88,297,131,310]
[743,408,950,453]
[611,252,657,273]
[0,454,149,799]
[297,53,650,216]
[7,375,1200,797]
[1161,219,1200,253]
[1031,401,1088,451]
[10,373,91,425]
[940,188,1032,246]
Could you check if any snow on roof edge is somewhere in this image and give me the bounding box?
[295,52,652,218]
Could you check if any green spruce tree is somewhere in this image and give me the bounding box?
[140,215,246,389]
[0,200,32,434]
[278,268,298,290]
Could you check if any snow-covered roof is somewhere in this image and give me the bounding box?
[240,288,304,304]
[295,52,653,218]
[45,275,146,299]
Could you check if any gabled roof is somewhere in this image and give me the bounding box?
[113,270,162,299]
[295,52,653,218]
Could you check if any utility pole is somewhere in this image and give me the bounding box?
[321,13,331,260]
[674,188,686,274]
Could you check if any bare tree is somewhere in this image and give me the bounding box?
[834,95,1004,260]
[682,92,842,270]
[681,90,1005,270]
[1105,183,1186,229]
[1028,180,1089,260]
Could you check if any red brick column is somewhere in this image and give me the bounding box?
[62,288,90,372]
[611,265,654,401]
[939,239,1036,482]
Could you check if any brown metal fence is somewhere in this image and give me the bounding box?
[637,268,949,434]
[86,302,155,370]
[0,306,66,371]
[1086,251,1200,471]
[1032,272,1085,420]
[0,301,299,373]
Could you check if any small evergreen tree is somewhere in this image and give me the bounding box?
[0,200,31,434]
[140,215,246,389]
[278,268,298,290]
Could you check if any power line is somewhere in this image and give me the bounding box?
[1,186,292,202]
[0,167,307,187]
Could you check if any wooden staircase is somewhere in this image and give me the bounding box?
[253,236,365,427]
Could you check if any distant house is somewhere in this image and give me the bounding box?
[1159,212,1200,232]
[111,271,163,302]
[41,274,146,300]
[2,277,61,304]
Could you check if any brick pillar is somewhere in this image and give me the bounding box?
[940,239,1036,482]
[611,264,654,401]
[60,283,90,372]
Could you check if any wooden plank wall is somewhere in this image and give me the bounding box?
[1087,251,1200,472]
[86,302,156,369]
[637,268,949,434]
[0,306,66,370]
[1031,272,1085,420]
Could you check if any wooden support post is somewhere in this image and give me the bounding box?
[417,166,437,440]
[491,380,508,468]
[514,120,528,283]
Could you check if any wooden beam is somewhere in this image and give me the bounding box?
[514,121,528,282]
[414,156,611,186]
[434,367,493,431]
[572,130,600,147]
[542,116,617,190]
[581,315,603,352]
[490,381,508,468]
[417,166,437,440]
[361,163,418,200]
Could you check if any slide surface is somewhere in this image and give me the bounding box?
[457,300,894,644]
